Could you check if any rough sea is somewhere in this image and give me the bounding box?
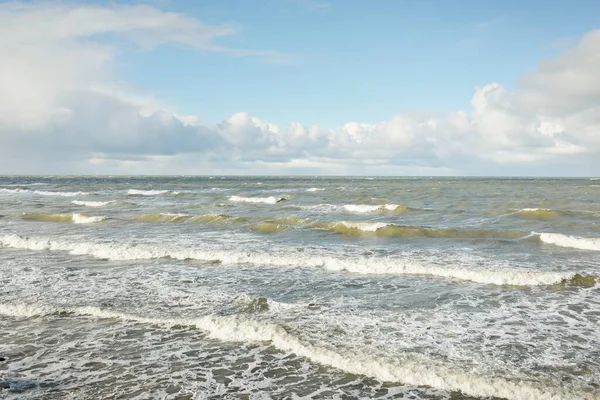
[0,176,599,400]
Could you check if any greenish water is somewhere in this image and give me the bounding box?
[0,176,599,399]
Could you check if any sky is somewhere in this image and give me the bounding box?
[1,0,599,176]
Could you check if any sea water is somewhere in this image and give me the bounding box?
[0,176,599,399]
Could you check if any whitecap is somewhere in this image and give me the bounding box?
[72,200,114,207]
[536,232,600,251]
[0,234,581,286]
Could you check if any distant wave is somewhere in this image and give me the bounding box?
[535,232,600,251]
[300,203,409,214]
[0,302,593,400]
[21,213,107,224]
[0,188,89,196]
[0,233,588,286]
[229,195,285,205]
[250,222,289,234]
[127,189,169,196]
[136,213,251,224]
[306,187,326,192]
[343,204,408,214]
[313,221,525,239]
[72,200,114,207]
[517,208,561,220]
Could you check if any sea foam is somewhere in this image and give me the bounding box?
[0,234,584,286]
[0,188,89,196]
[536,232,600,251]
[72,200,114,207]
[127,189,169,196]
[229,196,282,205]
[0,303,592,400]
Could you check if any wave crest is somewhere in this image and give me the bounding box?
[127,189,170,196]
[518,208,561,220]
[72,200,113,207]
[21,213,107,224]
[0,303,592,400]
[0,189,89,196]
[536,232,600,251]
[0,234,586,286]
[229,196,284,205]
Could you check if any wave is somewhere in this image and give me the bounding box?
[0,303,592,400]
[306,187,325,192]
[517,208,561,220]
[127,189,170,196]
[250,222,288,234]
[300,204,409,214]
[336,221,391,232]
[0,234,587,286]
[229,196,285,205]
[343,204,408,214]
[0,188,89,196]
[72,200,114,207]
[135,213,251,224]
[536,232,600,251]
[313,222,525,239]
[21,213,107,224]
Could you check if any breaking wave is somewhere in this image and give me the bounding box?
[0,188,89,196]
[0,303,593,400]
[127,189,170,196]
[0,234,586,286]
[72,200,114,207]
[136,213,250,224]
[300,203,410,214]
[21,213,107,224]
[306,187,326,192]
[229,196,285,205]
[536,232,600,251]
[517,208,561,220]
[342,204,408,214]
[250,222,289,234]
[313,222,525,239]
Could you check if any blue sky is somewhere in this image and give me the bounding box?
[117,0,600,127]
[0,0,599,175]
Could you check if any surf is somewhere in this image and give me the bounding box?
[0,233,589,286]
[0,303,593,400]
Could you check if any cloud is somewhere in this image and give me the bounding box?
[0,3,598,175]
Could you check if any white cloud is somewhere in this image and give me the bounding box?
[0,3,598,175]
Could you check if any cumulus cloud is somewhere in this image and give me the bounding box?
[0,2,598,175]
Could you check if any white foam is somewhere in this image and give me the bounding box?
[0,303,591,400]
[72,200,113,207]
[0,234,578,286]
[0,188,29,194]
[71,214,107,224]
[342,204,381,213]
[342,204,404,213]
[537,232,600,251]
[127,189,169,196]
[306,187,325,192]
[339,221,391,232]
[0,188,88,196]
[229,196,281,205]
[35,190,90,197]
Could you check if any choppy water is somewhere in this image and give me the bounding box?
[0,176,599,400]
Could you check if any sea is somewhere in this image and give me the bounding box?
[0,176,599,400]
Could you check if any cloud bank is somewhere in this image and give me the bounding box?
[0,3,598,175]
